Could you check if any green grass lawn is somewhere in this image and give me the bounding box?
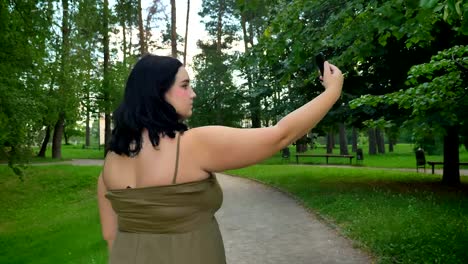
[0,166,106,264]
[262,143,468,169]
[29,144,105,163]
[228,165,468,264]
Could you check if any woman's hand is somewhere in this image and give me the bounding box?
[320,61,343,96]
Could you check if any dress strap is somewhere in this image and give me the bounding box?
[172,133,181,184]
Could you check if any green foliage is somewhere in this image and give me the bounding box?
[420,0,468,34]
[65,122,86,141]
[189,48,246,127]
[191,0,249,127]
[350,45,468,149]
[0,0,141,167]
[0,0,53,167]
[199,0,240,46]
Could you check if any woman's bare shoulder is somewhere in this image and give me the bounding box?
[182,125,284,172]
[104,151,130,163]
[102,152,135,175]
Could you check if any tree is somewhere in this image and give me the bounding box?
[75,0,102,148]
[191,0,245,127]
[190,44,246,127]
[170,0,177,58]
[51,0,72,159]
[0,0,52,169]
[115,0,138,67]
[235,0,271,128]
[137,0,146,55]
[353,46,468,184]
[146,0,166,52]
[339,123,349,155]
[183,0,190,65]
[102,0,112,154]
[349,0,468,184]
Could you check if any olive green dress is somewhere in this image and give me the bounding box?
[105,134,225,264]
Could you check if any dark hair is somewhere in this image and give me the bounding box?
[109,54,188,156]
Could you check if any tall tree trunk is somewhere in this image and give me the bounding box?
[389,138,394,152]
[129,27,134,56]
[52,112,65,159]
[183,0,190,65]
[64,130,69,145]
[352,127,358,152]
[52,0,70,159]
[241,15,249,51]
[296,135,308,153]
[214,0,225,125]
[248,17,254,47]
[137,0,146,55]
[216,0,224,53]
[64,125,69,145]
[240,12,260,128]
[121,19,127,66]
[331,130,335,149]
[247,17,261,127]
[368,128,377,155]
[339,123,349,155]
[380,129,386,154]
[40,75,55,157]
[376,128,385,154]
[171,0,177,58]
[37,126,51,157]
[327,129,334,154]
[105,113,111,153]
[442,126,460,185]
[249,94,261,127]
[387,127,398,153]
[85,87,91,147]
[85,114,91,147]
[85,68,91,147]
[215,96,222,124]
[103,0,111,156]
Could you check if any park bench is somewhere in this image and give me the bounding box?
[427,161,468,174]
[295,154,354,165]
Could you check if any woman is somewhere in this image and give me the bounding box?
[98,54,343,263]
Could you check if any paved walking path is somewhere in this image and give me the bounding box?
[216,173,372,264]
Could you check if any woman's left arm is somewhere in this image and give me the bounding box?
[97,173,117,253]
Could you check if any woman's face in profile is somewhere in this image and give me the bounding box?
[164,67,196,119]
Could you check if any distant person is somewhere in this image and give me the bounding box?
[97,54,343,263]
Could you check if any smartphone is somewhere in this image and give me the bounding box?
[315,52,326,76]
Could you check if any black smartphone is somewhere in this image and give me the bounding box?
[315,52,326,76]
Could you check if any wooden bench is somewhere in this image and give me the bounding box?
[295,154,354,165]
[427,161,468,174]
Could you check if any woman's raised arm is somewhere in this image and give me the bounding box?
[190,61,343,172]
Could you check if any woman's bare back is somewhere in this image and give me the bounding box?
[102,131,210,190]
